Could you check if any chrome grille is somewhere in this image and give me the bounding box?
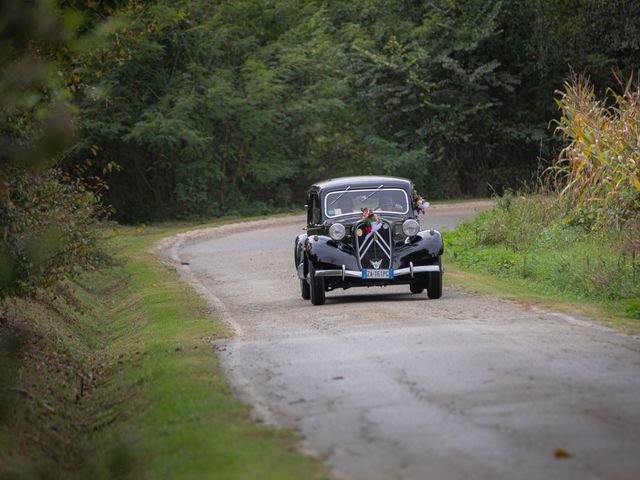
[355,218,393,270]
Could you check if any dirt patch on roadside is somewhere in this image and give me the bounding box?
[428,200,493,214]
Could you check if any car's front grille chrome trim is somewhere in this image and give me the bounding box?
[359,232,391,259]
[355,218,393,270]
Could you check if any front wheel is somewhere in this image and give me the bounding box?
[300,278,310,300]
[409,282,424,294]
[427,257,443,299]
[308,262,326,305]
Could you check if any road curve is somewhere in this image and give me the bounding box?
[161,202,640,480]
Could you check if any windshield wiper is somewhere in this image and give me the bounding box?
[364,184,384,200]
[329,186,351,205]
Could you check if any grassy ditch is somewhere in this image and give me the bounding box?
[443,193,640,334]
[0,219,328,479]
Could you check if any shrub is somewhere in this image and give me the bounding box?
[0,169,108,297]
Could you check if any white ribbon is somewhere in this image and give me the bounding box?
[414,201,430,216]
[363,220,383,243]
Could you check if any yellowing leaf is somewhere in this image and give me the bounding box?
[554,449,571,458]
[95,70,102,78]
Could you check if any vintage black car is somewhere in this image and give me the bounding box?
[294,176,444,305]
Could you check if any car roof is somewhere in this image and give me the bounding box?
[310,176,413,193]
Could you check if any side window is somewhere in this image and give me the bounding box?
[311,193,322,225]
[306,194,313,225]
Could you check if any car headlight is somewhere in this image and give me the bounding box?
[329,223,346,241]
[402,219,420,237]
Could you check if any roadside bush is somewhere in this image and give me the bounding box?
[466,192,574,251]
[0,169,108,297]
[627,300,640,320]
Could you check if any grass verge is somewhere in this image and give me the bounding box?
[442,194,639,335]
[443,259,638,333]
[0,217,328,479]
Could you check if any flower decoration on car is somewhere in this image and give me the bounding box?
[412,191,429,216]
[360,208,378,234]
[357,208,384,241]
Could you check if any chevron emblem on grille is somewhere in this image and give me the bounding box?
[359,231,391,260]
[356,218,392,271]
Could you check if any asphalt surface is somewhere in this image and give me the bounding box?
[162,202,640,480]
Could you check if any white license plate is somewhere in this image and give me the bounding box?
[363,269,391,279]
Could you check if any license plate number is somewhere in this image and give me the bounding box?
[363,269,391,279]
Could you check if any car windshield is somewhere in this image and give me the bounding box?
[324,188,409,218]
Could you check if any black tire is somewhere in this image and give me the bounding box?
[409,282,424,294]
[308,262,326,305]
[427,257,443,299]
[300,278,310,300]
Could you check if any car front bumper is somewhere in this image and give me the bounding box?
[313,262,441,281]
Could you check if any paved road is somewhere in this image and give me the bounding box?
[162,203,640,480]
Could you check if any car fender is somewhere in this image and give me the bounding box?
[295,233,307,279]
[414,229,444,256]
[392,229,444,269]
[304,235,360,272]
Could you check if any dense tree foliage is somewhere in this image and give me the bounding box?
[0,1,113,297]
[5,0,640,223]
[66,0,640,222]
